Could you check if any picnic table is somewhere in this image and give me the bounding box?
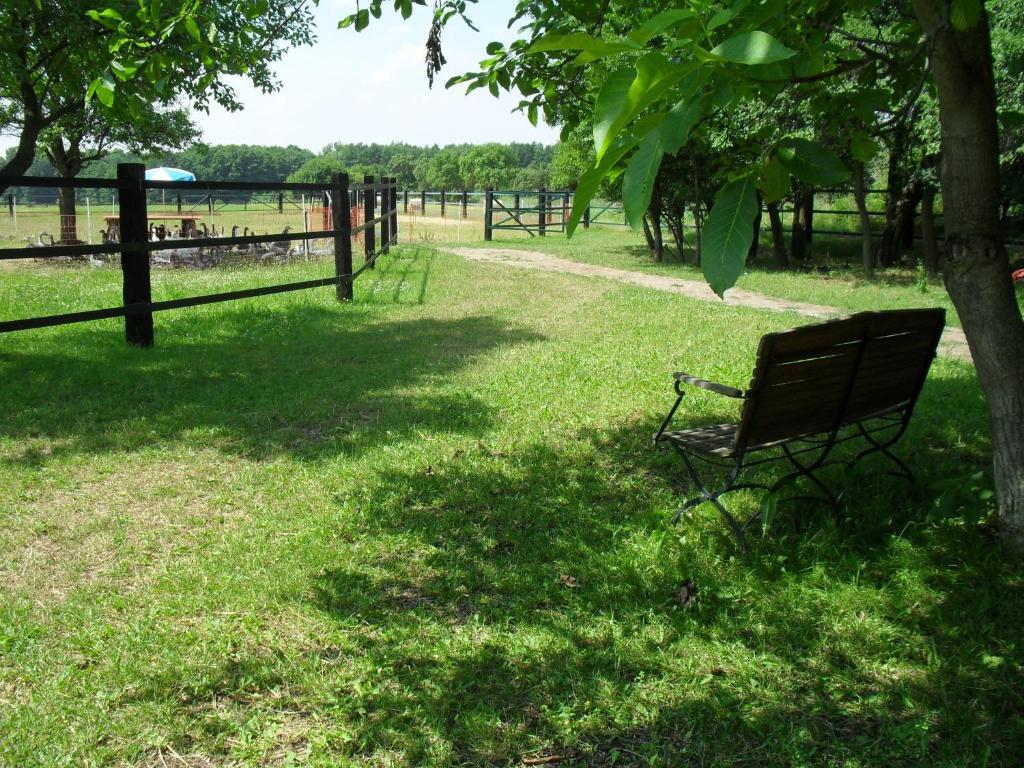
[104,214,204,241]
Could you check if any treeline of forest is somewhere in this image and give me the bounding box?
[4,141,580,200]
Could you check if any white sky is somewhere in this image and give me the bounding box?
[0,0,559,154]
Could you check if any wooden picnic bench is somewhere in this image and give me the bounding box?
[654,308,947,548]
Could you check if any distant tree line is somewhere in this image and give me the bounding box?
[3,141,589,204]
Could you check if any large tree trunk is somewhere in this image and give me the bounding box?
[0,120,44,192]
[47,137,82,244]
[921,184,940,276]
[899,179,924,250]
[57,186,78,243]
[878,125,911,267]
[913,1,1024,550]
[767,202,788,269]
[853,161,875,278]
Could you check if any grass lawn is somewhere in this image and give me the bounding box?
[468,226,1024,328]
[1,247,1022,766]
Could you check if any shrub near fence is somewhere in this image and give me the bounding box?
[0,164,398,346]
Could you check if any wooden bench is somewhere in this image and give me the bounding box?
[654,308,946,548]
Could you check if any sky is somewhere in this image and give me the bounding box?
[0,1,559,155]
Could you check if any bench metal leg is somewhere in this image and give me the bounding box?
[847,422,915,484]
[670,449,777,551]
[775,443,842,510]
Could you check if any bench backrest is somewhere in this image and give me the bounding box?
[734,309,946,450]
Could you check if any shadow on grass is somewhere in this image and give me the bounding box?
[0,304,542,464]
[301,372,1021,766]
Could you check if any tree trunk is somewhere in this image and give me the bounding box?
[921,184,940,276]
[0,120,43,193]
[748,193,763,261]
[692,205,703,267]
[853,161,874,278]
[665,199,686,261]
[46,137,82,244]
[898,179,924,250]
[878,127,910,267]
[642,215,656,254]
[801,187,814,243]
[790,183,806,263]
[57,186,78,243]
[649,190,664,262]
[767,202,788,269]
[912,1,1024,550]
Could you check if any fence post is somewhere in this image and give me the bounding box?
[363,175,376,265]
[583,198,590,229]
[176,194,182,214]
[421,190,426,216]
[403,189,409,214]
[278,192,284,213]
[390,178,399,245]
[484,188,493,241]
[7,193,12,216]
[117,163,154,347]
[333,173,353,301]
[563,192,570,232]
[379,180,390,259]
[538,187,547,237]
[207,194,214,214]
[462,190,468,219]
[440,190,446,218]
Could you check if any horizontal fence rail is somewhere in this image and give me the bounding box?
[0,165,399,346]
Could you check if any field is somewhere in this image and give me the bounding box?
[1,230,1022,766]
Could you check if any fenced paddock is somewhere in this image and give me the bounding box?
[0,166,398,346]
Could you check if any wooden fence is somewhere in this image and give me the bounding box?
[0,164,398,346]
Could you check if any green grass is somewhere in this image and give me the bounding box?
[1,248,1021,766]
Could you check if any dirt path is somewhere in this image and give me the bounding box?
[446,247,971,362]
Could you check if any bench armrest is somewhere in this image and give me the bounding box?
[674,372,746,399]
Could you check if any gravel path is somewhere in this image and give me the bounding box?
[447,247,971,362]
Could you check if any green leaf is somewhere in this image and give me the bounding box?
[661,95,704,155]
[706,8,734,32]
[702,174,759,296]
[950,0,981,30]
[183,15,201,42]
[710,30,797,65]
[486,41,504,55]
[623,130,665,229]
[354,9,370,31]
[758,158,789,203]
[593,67,638,157]
[527,102,539,127]
[593,53,688,161]
[90,75,116,107]
[568,114,666,236]
[527,32,640,56]
[110,60,138,80]
[775,138,849,186]
[850,134,880,163]
[628,9,695,45]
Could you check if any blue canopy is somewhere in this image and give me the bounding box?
[145,167,196,182]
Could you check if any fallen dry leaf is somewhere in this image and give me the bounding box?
[559,575,579,589]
